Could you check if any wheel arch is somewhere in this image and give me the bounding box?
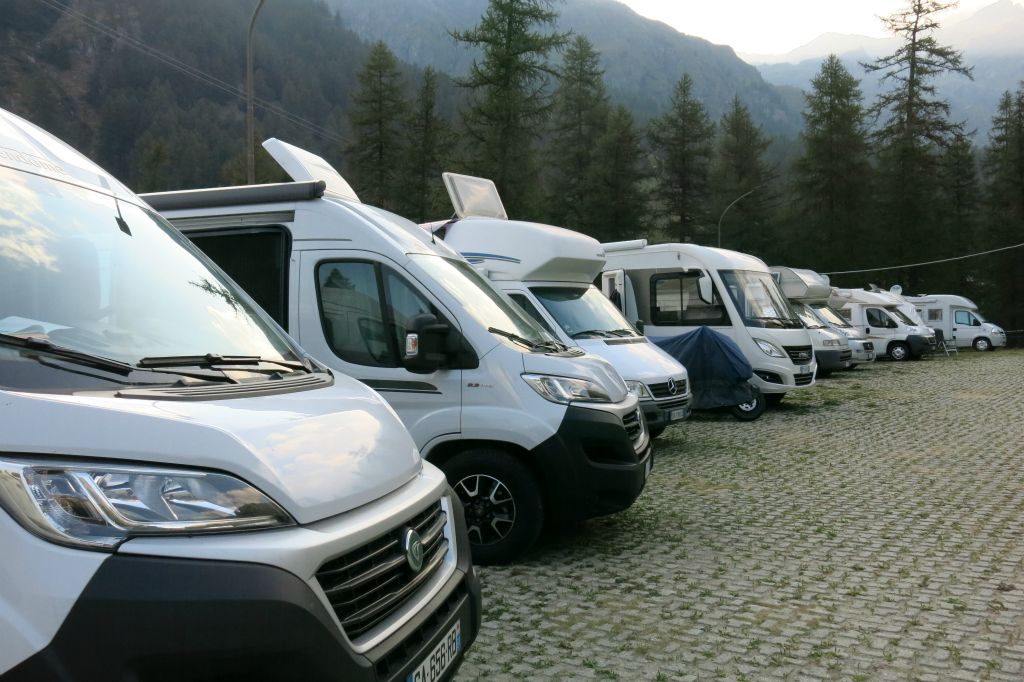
[423,439,550,508]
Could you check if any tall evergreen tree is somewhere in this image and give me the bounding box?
[546,35,609,228]
[712,97,775,257]
[584,105,647,242]
[393,68,454,223]
[938,132,981,290]
[346,42,406,209]
[792,55,872,271]
[647,74,715,244]
[862,0,973,288]
[452,0,568,216]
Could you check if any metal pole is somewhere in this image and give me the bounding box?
[246,0,267,185]
[717,184,761,248]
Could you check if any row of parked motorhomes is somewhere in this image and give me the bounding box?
[0,110,1006,681]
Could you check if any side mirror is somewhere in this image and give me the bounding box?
[403,314,449,374]
[697,275,714,304]
[634,320,645,334]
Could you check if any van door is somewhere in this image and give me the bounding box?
[953,309,977,347]
[864,307,895,348]
[298,249,462,448]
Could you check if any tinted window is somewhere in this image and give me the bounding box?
[955,310,973,326]
[927,308,942,321]
[866,308,890,328]
[188,228,289,328]
[650,273,728,326]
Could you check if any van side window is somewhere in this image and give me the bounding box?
[317,260,443,368]
[187,227,290,329]
[928,308,942,321]
[649,273,727,326]
[507,294,556,334]
[866,308,889,328]
[954,310,973,326]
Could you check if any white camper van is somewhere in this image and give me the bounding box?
[144,140,651,564]
[804,299,876,365]
[905,293,1006,351]
[831,288,935,360]
[0,110,480,681]
[425,173,691,439]
[601,241,818,408]
[770,267,862,371]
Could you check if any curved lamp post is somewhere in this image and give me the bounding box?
[717,184,762,248]
[246,0,267,185]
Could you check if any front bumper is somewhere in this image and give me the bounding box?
[815,348,853,372]
[906,334,931,358]
[529,404,653,522]
[8,553,480,682]
[749,363,817,393]
[849,340,875,363]
[641,394,692,430]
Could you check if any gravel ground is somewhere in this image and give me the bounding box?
[457,349,1024,681]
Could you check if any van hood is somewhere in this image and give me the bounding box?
[521,350,629,403]
[575,337,687,383]
[0,376,421,525]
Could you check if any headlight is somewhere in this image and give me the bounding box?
[754,338,786,358]
[0,458,293,550]
[522,373,612,404]
[625,380,652,399]
[821,338,842,347]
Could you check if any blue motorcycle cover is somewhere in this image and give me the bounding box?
[652,327,758,409]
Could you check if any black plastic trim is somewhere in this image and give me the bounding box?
[141,181,326,211]
[363,379,442,394]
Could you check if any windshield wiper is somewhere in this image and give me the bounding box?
[608,328,639,337]
[570,329,615,339]
[138,353,310,373]
[487,327,566,353]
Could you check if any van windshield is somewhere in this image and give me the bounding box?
[530,286,639,339]
[0,167,300,373]
[793,303,826,329]
[718,270,802,329]
[886,306,917,326]
[409,254,554,348]
[810,303,852,328]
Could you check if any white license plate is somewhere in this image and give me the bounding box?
[408,621,461,682]
[668,408,687,421]
[799,365,810,374]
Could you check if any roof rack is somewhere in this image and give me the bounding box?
[141,180,326,212]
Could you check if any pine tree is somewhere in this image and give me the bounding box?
[712,97,775,257]
[862,0,973,288]
[452,0,568,216]
[584,106,648,242]
[792,55,872,271]
[545,35,609,228]
[346,42,407,209]
[647,74,715,244]
[393,68,454,223]
[938,132,981,290]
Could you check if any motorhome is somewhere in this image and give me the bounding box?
[601,240,818,410]
[0,109,479,681]
[424,173,691,439]
[804,299,876,365]
[769,267,869,370]
[830,288,935,360]
[904,293,1006,351]
[144,140,651,564]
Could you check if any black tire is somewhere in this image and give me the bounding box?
[765,393,786,407]
[440,449,543,565]
[730,392,766,421]
[648,424,667,440]
[888,341,910,361]
[973,337,993,352]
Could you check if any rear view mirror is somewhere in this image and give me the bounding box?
[634,320,645,334]
[697,275,714,304]
[403,314,449,374]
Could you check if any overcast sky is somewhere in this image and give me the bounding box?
[617,0,1008,55]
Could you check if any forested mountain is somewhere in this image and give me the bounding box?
[325,0,803,135]
[0,0,453,192]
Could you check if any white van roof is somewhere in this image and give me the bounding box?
[602,241,769,273]
[904,293,977,309]
[769,266,832,301]
[831,288,894,306]
[0,107,138,203]
[434,216,606,283]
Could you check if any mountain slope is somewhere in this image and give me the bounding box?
[327,0,803,135]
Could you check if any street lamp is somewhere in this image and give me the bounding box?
[717,184,762,248]
[246,0,267,185]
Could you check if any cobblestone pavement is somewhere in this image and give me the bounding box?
[458,349,1024,681]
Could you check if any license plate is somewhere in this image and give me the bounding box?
[668,408,687,421]
[408,622,461,682]
[799,365,810,374]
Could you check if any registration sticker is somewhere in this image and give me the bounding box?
[408,621,461,682]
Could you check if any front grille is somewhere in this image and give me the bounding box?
[648,378,688,399]
[656,396,690,410]
[622,408,643,442]
[374,579,468,679]
[839,349,852,361]
[783,345,814,365]
[316,501,449,642]
[794,372,815,386]
[863,342,874,351]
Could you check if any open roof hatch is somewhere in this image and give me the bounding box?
[442,172,507,220]
[263,138,360,203]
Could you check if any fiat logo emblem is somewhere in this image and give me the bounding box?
[403,528,425,572]
[667,378,678,395]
